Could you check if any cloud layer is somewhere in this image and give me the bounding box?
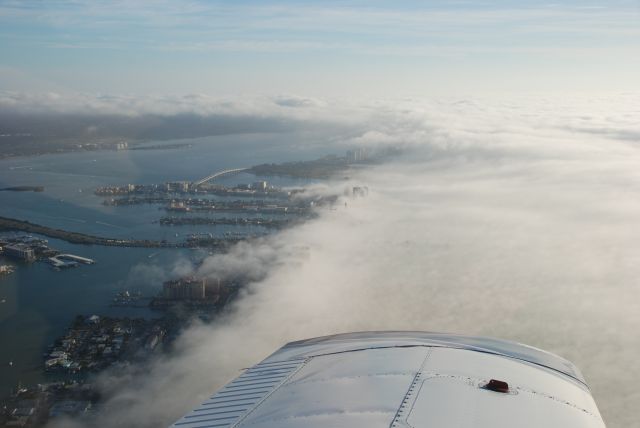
[45,93,640,428]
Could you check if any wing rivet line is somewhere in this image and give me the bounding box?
[389,349,432,428]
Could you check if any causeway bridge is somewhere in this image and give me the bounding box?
[193,168,250,186]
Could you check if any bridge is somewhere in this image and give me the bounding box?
[193,168,250,186]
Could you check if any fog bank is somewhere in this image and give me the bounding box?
[50,95,639,428]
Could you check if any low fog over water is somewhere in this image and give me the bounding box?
[47,95,639,428]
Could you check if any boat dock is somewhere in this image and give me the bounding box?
[49,254,96,268]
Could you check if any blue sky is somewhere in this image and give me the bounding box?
[0,0,638,97]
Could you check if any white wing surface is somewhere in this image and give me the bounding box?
[170,331,605,428]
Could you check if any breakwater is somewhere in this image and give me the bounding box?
[0,216,238,248]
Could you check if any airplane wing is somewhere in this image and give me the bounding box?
[170,331,605,427]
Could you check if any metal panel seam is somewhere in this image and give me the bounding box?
[389,347,432,428]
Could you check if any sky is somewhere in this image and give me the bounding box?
[0,0,639,98]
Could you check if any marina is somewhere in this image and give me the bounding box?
[0,135,327,402]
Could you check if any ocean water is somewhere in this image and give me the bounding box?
[0,132,322,395]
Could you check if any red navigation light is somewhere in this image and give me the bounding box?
[486,379,510,393]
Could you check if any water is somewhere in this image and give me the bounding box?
[0,132,323,395]
[0,242,181,394]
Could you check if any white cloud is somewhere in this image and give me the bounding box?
[0,91,348,120]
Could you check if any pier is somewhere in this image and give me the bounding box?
[49,254,96,268]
